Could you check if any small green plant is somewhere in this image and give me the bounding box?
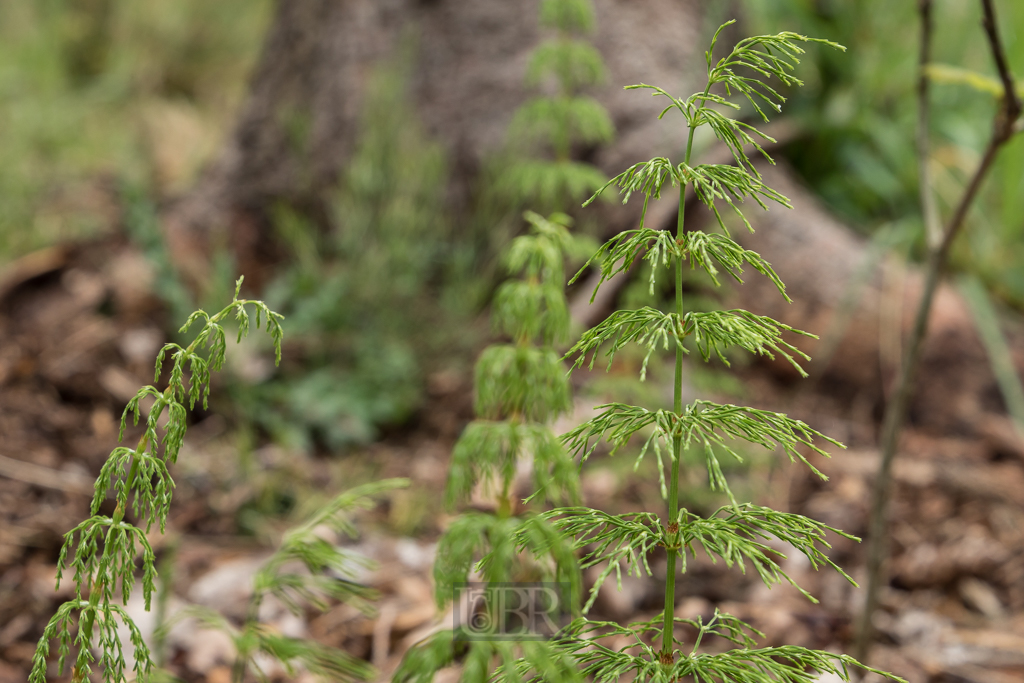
[503,22,904,683]
[245,52,454,450]
[393,210,583,683]
[164,479,408,683]
[456,0,611,314]
[496,0,613,212]
[30,278,284,683]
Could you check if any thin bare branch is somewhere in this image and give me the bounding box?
[981,0,1022,135]
[0,452,94,495]
[916,0,942,249]
[856,0,1021,663]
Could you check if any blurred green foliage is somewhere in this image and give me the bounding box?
[742,0,1024,306]
[0,0,271,260]
[495,0,612,212]
[459,0,613,301]
[9,0,1021,453]
[237,56,472,451]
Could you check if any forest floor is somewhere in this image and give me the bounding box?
[1,234,1023,683]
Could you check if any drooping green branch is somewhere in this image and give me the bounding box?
[569,229,788,304]
[566,306,813,379]
[446,421,580,510]
[562,400,840,475]
[32,278,285,683]
[474,345,572,421]
[548,616,897,683]
[151,481,404,683]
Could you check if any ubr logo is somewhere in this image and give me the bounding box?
[453,582,571,641]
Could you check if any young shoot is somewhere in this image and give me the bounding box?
[31,278,284,683]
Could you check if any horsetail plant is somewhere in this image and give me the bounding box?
[498,0,613,210]
[503,22,904,683]
[31,278,284,683]
[393,211,584,683]
[395,3,609,680]
[162,479,409,683]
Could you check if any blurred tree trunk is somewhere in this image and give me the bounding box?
[163,0,705,288]
[161,0,1022,445]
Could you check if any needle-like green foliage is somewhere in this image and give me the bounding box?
[539,0,595,33]
[566,307,814,380]
[550,614,892,683]
[446,421,580,510]
[493,210,577,344]
[501,20,904,683]
[164,479,407,683]
[547,504,857,610]
[31,278,285,683]
[570,228,790,303]
[562,400,841,478]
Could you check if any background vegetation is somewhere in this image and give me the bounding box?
[4,0,1021,436]
[743,0,1024,306]
[0,0,272,257]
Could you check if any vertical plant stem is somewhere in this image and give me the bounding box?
[661,184,687,662]
[231,648,248,683]
[855,0,1021,662]
[660,85,706,664]
[498,478,513,518]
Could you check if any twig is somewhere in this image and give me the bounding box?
[372,602,399,669]
[916,0,942,250]
[981,0,1023,130]
[854,0,1021,663]
[0,452,94,495]
[878,252,906,399]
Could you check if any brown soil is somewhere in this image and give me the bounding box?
[2,233,1024,683]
